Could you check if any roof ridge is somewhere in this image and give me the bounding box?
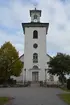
[19,54,52,58]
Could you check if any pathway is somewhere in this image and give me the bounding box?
[0,87,68,105]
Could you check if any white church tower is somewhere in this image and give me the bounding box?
[22,8,49,82]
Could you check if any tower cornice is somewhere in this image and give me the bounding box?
[22,22,49,34]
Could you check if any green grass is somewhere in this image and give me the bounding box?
[59,94,70,105]
[0,97,9,105]
[60,87,70,92]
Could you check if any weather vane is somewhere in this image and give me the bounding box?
[33,1,38,10]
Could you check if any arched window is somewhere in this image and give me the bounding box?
[33,53,38,63]
[33,30,38,39]
[34,15,37,19]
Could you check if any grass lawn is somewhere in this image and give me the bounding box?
[0,97,9,105]
[60,87,70,92]
[59,94,70,105]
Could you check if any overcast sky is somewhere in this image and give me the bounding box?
[0,0,70,56]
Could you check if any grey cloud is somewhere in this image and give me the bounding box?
[0,0,70,56]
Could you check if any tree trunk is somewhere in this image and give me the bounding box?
[61,74,65,85]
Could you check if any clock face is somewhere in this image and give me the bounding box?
[34,19,37,22]
[33,43,38,48]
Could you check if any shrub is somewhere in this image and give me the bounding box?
[43,81,47,87]
[7,78,16,85]
[28,81,31,86]
[24,81,31,87]
[39,81,43,87]
[0,79,5,84]
[16,84,24,87]
[67,79,70,90]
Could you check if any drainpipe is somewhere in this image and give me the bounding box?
[24,69,26,82]
[45,69,47,82]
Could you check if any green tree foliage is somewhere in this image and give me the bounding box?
[0,42,23,82]
[48,53,70,84]
[59,75,67,83]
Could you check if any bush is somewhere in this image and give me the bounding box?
[39,81,43,87]
[59,75,67,84]
[0,79,5,84]
[16,84,24,87]
[28,81,31,86]
[7,78,16,85]
[67,79,70,90]
[46,84,59,88]
[24,81,31,87]
[43,81,47,87]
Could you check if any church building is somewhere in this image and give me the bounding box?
[16,8,58,84]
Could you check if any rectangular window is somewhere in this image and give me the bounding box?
[33,59,38,63]
[33,53,38,63]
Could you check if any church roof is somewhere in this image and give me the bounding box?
[22,22,49,34]
[19,54,24,59]
[19,54,52,59]
[47,54,52,59]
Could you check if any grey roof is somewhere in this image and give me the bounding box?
[47,54,52,59]
[22,22,49,34]
[19,54,52,59]
[19,54,24,59]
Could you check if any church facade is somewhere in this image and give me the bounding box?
[15,8,59,84]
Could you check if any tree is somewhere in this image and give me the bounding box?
[58,75,67,83]
[48,53,70,84]
[0,42,23,83]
